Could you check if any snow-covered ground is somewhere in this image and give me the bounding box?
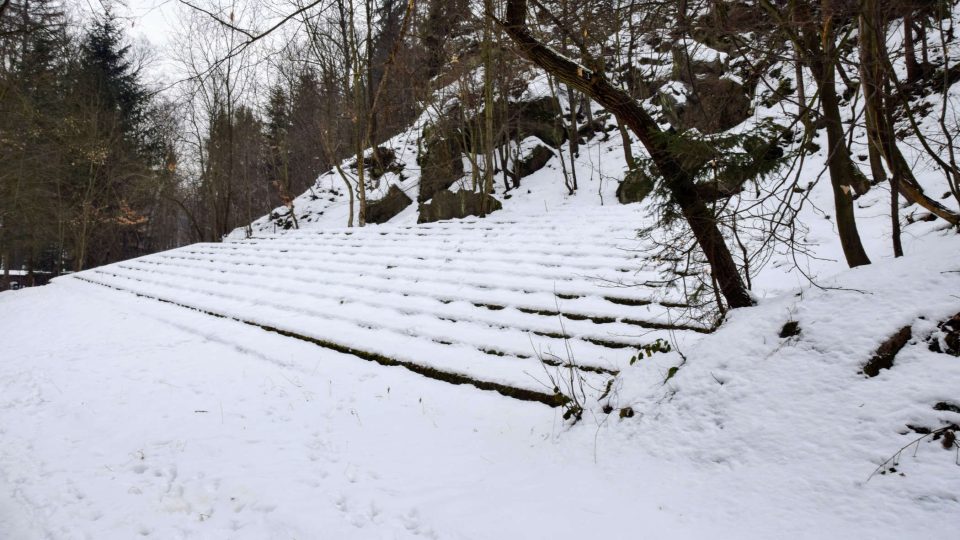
[2,209,959,538]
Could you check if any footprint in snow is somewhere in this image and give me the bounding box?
[334,493,348,513]
[252,502,276,513]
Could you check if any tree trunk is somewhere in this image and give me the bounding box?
[815,61,872,267]
[904,13,919,83]
[481,0,496,216]
[860,0,901,256]
[618,120,636,170]
[861,0,960,227]
[565,84,579,192]
[788,0,871,267]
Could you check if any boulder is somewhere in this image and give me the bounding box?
[690,2,773,54]
[577,119,608,140]
[365,184,413,224]
[616,169,656,204]
[516,144,554,178]
[454,97,568,158]
[671,44,724,84]
[367,146,398,179]
[684,77,751,133]
[418,190,502,223]
[352,146,397,178]
[417,135,464,203]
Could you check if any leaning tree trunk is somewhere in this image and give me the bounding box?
[861,0,960,228]
[496,0,754,308]
[860,0,901,256]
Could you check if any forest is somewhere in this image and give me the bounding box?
[2,0,467,279]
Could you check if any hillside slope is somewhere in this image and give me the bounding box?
[1,226,958,539]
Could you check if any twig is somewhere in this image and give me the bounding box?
[867,425,959,482]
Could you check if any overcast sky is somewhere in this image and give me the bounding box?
[80,1,318,92]
[121,0,176,44]
[73,0,177,47]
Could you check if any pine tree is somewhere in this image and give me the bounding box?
[288,70,330,193]
[59,8,163,270]
[77,8,149,147]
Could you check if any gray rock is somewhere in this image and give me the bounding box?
[616,169,656,204]
[417,135,464,203]
[366,185,413,224]
[516,145,554,178]
[418,190,503,223]
[515,97,566,148]
[657,76,751,134]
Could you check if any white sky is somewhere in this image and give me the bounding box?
[76,1,335,93]
[123,0,178,46]
[73,0,180,47]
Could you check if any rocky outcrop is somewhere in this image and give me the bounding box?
[514,97,566,148]
[690,2,773,54]
[461,96,568,150]
[417,190,502,223]
[671,44,724,83]
[684,77,751,134]
[366,185,413,224]
[366,146,399,179]
[658,76,751,134]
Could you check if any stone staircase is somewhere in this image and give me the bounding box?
[74,211,711,406]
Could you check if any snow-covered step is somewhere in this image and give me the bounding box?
[105,261,633,371]
[72,212,711,405]
[151,249,706,331]
[120,258,687,352]
[172,245,679,306]
[75,271,608,406]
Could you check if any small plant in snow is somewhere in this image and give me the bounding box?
[535,346,587,424]
[629,338,672,365]
[531,296,596,424]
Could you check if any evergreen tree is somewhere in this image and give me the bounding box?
[77,9,149,147]
[265,84,293,207]
[55,8,169,270]
[288,70,330,194]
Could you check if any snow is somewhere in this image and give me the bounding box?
[4,9,960,539]
[71,208,712,402]
[3,234,959,538]
[2,208,959,538]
